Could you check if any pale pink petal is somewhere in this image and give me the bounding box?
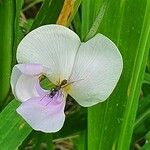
[17,91,66,133]
[11,64,47,102]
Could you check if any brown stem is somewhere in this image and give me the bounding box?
[56,0,73,26]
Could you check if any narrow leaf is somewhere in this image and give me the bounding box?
[0,0,15,107]
[0,100,32,149]
[132,95,150,144]
[74,131,87,150]
[84,0,108,41]
[31,0,64,30]
[0,0,23,108]
[143,73,150,84]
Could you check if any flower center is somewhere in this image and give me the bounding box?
[49,79,69,98]
[64,84,72,93]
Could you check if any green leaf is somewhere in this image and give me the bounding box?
[143,73,150,84]
[18,131,53,149]
[0,1,14,106]
[73,131,87,150]
[142,83,150,97]
[31,132,53,150]
[84,0,108,41]
[81,0,104,40]
[72,11,81,37]
[0,100,32,149]
[140,132,150,150]
[0,1,15,107]
[132,95,150,144]
[82,0,150,149]
[0,0,23,108]
[147,52,150,72]
[31,0,64,30]
[12,0,24,65]
[22,0,43,12]
[54,107,87,139]
[141,142,150,150]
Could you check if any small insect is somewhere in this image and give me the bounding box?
[49,79,68,98]
[40,78,83,104]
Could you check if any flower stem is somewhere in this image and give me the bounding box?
[56,0,73,26]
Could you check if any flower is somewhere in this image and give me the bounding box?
[11,24,123,133]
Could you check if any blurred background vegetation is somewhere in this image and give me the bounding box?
[0,0,150,150]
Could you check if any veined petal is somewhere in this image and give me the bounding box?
[69,34,123,107]
[17,91,66,133]
[17,25,81,84]
[11,64,45,102]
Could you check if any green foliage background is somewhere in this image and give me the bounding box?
[0,0,150,149]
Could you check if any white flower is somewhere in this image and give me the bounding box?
[11,24,123,133]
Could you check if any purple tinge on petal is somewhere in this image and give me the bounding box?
[11,63,45,102]
[35,80,49,97]
[15,63,43,75]
[17,91,66,133]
